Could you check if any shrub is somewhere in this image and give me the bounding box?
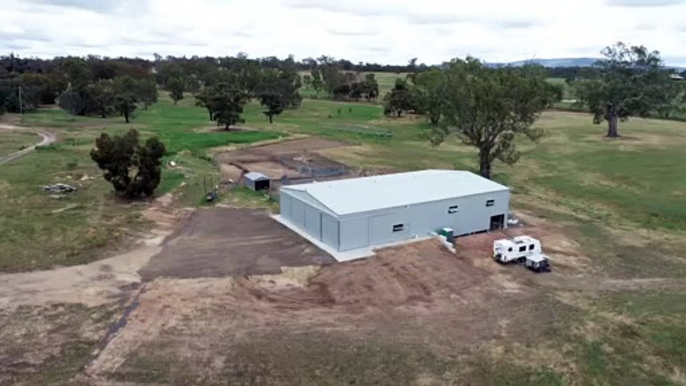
[90,129,166,199]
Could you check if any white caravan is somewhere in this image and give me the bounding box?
[493,236,542,264]
[493,236,551,273]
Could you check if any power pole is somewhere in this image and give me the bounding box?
[18,85,23,115]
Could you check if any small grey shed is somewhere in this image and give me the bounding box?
[279,170,510,252]
[244,172,270,191]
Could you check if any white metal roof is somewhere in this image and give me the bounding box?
[281,170,509,216]
[495,236,540,249]
[245,172,270,181]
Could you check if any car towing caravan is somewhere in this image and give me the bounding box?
[493,236,551,273]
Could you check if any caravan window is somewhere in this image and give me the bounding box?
[519,246,527,253]
[529,244,535,251]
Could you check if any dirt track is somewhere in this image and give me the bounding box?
[0,124,57,164]
[0,194,184,307]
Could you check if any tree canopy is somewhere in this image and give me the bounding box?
[206,83,248,130]
[412,70,448,125]
[90,129,166,199]
[112,76,139,123]
[427,59,562,179]
[259,91,285,124]
[383,79,416,117]
[572,42,672,137]
[168,77,185,105]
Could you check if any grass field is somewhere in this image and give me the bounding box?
[2,95,686,385]
[0,130,39,157]
[0,97,282,272]
[3,97,685,271]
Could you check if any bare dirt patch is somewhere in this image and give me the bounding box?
[138,208,334,281]
[219,164,243,182]
[458,210,590,274]
[0,303,118,385]
[215,137,354,186]
[86,239,557,383]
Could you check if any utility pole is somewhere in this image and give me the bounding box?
[18,85,23,115]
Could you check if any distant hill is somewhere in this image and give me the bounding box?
[483,58,685,71]
[485,58,600,68]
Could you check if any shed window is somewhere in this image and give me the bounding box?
[393,224,405,232]
[529,244,535,251]
[486,200,495,207]
[519,246,527,253]
[448,205,459,214]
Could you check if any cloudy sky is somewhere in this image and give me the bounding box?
[1,0,685,65]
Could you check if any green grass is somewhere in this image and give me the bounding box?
[5,93,686,384]
[0,130,40,157]
[6,95,686,272]
[561,291,686,386]
[0,95,283,272]
[263,102,686,233]
[134,98,282,155]
[246,98,686,234]
[0,147,144,272]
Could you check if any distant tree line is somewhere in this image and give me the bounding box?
[303,63,380,102]
[0,53,304,126]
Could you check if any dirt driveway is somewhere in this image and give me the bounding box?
[139,208,335,281]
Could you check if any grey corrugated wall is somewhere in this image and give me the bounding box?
[282,189,509,253]
[338,191,509,251]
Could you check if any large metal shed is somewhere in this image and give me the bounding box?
[279,170,510,252]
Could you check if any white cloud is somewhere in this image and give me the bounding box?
[607,0,684,6]
[1,0,685,66]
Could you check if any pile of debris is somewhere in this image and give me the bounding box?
[43,183,77,194]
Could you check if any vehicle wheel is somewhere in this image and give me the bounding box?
[518,257,525,264]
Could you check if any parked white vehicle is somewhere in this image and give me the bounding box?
[493,236,551,273]
[525,253,551,273]
[493,236,541,263]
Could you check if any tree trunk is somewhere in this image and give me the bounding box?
[124,112,130,123]
[479,150,492,179]
[207,108,213,121]
[397,111,402,117]
[606,106,620,138]
[430,116,439,125]
[268,114,273,124]
[225,123,230,130]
